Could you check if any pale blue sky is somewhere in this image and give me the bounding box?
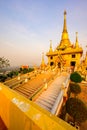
[0,0,87,67]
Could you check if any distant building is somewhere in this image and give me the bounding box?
[21,65,29,69]
[46,11,83,71]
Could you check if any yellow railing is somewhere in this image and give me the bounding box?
[0,83,76,130]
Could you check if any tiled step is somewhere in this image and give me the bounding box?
[15,90,29,98]
[36,102,51,111]
[15,88,31,96]
[16,87,33,94]
[37,96,55,104]
[36,100,53,109]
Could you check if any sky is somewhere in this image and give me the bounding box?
[0,0,87,67]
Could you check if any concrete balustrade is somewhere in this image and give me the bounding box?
[0,83,76,130]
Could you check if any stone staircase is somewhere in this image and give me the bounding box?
[13,71,57,99]
[34,73,69,114]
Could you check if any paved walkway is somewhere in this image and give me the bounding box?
[34,72,69,114]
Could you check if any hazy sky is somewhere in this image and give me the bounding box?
[0,0,87,67]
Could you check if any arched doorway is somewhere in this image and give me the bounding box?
[50,62,54,66]
[58,62,61,68]
[70,61,76,72]
[70,61,76,66]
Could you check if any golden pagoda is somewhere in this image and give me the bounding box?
[40,52,46,70]
[46,11,83,71]
[81,51,87,73]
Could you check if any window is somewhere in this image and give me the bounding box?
[50,62,54,66]
[50,56,53,59]
[72,54,75,58]
[58,62,61,68]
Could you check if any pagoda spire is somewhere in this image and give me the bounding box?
[57,10,71,49]
[61,10,69,40]
[85,52,87,62]
[49,40,53,52]
[75,32,79,48]
[63,10,67,32]
[85,46,87,62]
[41,52,45,65]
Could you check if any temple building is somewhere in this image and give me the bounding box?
[46,11,83,71]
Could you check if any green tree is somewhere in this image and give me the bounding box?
[70,71,82,83]
[22,68,28,74]
[69,82,81,98]
[19,67,34,74]
[0,74,7,82]
[7,71,14,78]
[28,68,34,72]
[0,57,10,69]
[19,67,22,73]
[66,98,87,124]
[7,71,19,78]
[14,71,19,76]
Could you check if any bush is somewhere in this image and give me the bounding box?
[66,98,87,123]
[70,72,82,83]
[19,67,34,74]
[7,71,14,78]
[0,74,7,82]
[69,83,81,95]
[28,68,34,72]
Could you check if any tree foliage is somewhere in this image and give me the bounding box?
[70,71,82,83]
[0,75,7,82]
[69,82,81,97]
[66,98,87,123]
[19,67,34,74]
[0,57,10,69]
[7,71,19,78]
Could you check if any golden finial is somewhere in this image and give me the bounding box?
[50,40,52,47]
[76,32,78,37]
[75,32,79,48]
[63,10,67,31]
[42,52,44,60]
[64,10,67,15]
[76,32,78,41]
[49,40,53,52]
